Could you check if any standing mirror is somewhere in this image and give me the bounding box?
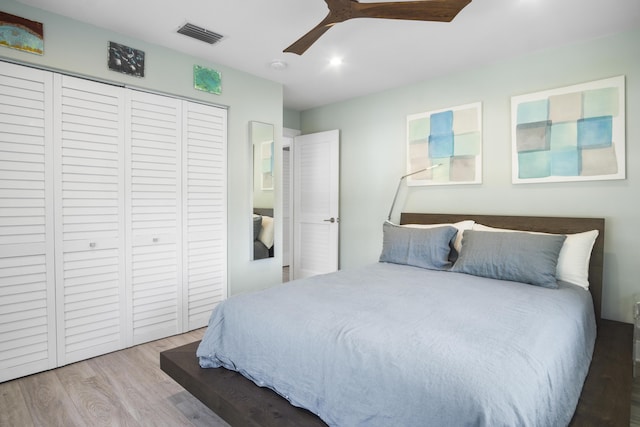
[250,121,275,261]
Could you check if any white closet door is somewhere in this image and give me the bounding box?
[126,90,182,344]
[0,62,56,382]
[53,75,126,365]
[182,102,227,330]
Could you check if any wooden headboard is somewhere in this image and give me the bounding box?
[400,213,605,321]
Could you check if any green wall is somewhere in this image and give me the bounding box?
[300,28,640,323]
[0,1,285,297]
[284,108,301,130]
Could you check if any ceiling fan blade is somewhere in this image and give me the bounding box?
[284,0,355,54]
[284,0,471,55]
[352,0,472,22]
[284,18,336,55]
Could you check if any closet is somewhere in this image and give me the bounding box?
[0,61,227,382]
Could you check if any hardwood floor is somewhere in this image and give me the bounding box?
[1,328,637,427]
[0,329,230,427]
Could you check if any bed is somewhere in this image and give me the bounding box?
[161,213,632,426]
[253,208,274,260]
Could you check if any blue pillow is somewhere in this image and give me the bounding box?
[379,222,457,270]
[451,230,566,288]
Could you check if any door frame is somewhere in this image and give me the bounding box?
[283,128,300,275]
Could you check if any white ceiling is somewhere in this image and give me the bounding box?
[16,0,640,111]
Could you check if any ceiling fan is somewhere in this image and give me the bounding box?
[284,0,472,55]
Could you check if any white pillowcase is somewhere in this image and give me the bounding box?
[471,223,598,290]
[258,216,274,249]
[404,220,475,254]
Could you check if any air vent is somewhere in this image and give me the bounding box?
[177,23,224,44]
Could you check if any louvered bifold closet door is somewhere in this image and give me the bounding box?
[0,62,56,382]
[126,91,182,345]
[182,102,227,330]
[53,75,126,365]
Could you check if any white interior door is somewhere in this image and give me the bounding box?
[54,74,127,365]
[0,62,56,382]
[126,90,182,345]
[292,130,339,279]
[181,102,227,330]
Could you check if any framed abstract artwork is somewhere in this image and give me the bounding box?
[194,65,222,95]
[108,41,145,77]
[0,11,43,55]
[511,76,625,183]
[406,102,482,186]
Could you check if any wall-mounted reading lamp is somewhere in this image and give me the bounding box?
[387,164,442,221]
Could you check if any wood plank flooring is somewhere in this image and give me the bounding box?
[0,329,230,427]
[1,327,638,427]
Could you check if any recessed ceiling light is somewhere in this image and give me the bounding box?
[269,60,288,70]
[329,57,343,67]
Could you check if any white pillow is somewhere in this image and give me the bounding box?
[471,223,598,290]
[258,216,274,249]
[404,220,475,254]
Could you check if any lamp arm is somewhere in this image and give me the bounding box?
[387,164,441,221]
[387,178,406,222]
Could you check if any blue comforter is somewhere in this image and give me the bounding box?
[197,262,596,427]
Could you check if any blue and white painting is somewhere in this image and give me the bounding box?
[407,102,482,185]
[511,76,625,183]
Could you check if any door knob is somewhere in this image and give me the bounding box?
[323,217,336,223]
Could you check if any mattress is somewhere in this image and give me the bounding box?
[197,262,596,427]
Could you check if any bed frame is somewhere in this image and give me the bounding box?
[161,213,632,426]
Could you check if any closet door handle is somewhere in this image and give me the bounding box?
[89,242,96,248]
[323,217,336,223]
